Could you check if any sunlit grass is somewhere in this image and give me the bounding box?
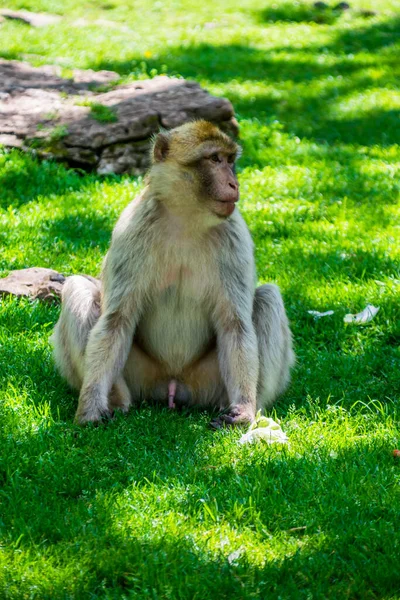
[0,0,399,598]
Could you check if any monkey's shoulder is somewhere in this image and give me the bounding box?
[215,212,254,262]
[111,192,159,242]
[217,210,253,246]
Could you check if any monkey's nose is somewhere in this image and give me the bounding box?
[229,182,238,190]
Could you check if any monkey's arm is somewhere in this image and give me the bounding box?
[75,204,152,424]
[75,294,140,424]
[213,298,259,426]
[211,218,259,426]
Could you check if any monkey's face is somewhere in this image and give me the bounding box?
[197,150,239,219]
[150,121,240,220]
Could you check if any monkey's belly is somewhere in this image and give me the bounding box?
[135,299,214,372]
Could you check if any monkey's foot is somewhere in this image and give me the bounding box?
[109,378,132,414]
[168,379,177,409]
[210,405,255,429]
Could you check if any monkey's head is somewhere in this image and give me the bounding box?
[150,120,240,220]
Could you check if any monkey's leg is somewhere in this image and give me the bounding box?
[52,275,131,415]
[52,275,101,389]
[181,349,228,410]
[109,377,132,414]
[124,343,227,409]
[124,342,166,403]
[253,284,295,409]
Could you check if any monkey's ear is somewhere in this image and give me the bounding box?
[152,132,170,163]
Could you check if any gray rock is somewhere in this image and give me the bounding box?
[0,9,61,27]
[98,140,151,175]
[0,134,23,147]
[0,59,119,95]
[0,60,238,175]
[0,268,66,302]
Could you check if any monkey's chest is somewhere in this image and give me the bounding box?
[136,281,214,370]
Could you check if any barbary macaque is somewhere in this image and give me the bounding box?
[52,120,294,427]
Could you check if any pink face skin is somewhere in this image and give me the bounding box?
[200,151,239,218]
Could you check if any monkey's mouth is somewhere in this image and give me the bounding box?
[214,199,237,217]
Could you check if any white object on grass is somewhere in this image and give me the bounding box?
[239,413,288,445]
[308,310,334,318]
[344,304,380,324]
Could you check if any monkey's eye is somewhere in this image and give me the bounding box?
[227,154,236,164]
[210,153,222,163]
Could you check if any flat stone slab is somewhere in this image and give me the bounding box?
[0,268,65,302]
[0,9,61,27]
[0,59,120,95]
[0,60,238,175]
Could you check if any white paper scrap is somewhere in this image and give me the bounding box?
[308,310,334,318]
[344,304,380,324]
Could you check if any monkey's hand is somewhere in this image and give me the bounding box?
[75,405,113,425]
[75,386,113,425]
[210,404,255,430]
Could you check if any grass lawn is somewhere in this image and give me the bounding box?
[0,0,399,598]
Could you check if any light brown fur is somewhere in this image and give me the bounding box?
[51,120,294,426]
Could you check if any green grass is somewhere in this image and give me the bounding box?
[0,0,399,598]
[75,100,119,123]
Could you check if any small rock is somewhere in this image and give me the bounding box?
[203,21,222,30]
[334,2,350,9]
[73,17,130,31]
[0,268,65,302]
[360,9,377,17]
[0,134,23,147]
[313,1,329,9]
[97,140,151,175]
[0,9,61,27]
[95,18,130,31]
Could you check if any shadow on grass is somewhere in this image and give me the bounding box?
[255,13,400,53]
[316,109,400,146]
[257,2,342,24]
[18,519,397,598]
[334,15,400,53]
[233,87,400,146]
[0,150,93,209]
[1,403,398,598]
[79,15,400,84]
[92,42,370,84]
[0,17,398,186]
[42,212,113,253]
[255,238,400,283]
[77,519,399,599]
[86,16,400,148]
